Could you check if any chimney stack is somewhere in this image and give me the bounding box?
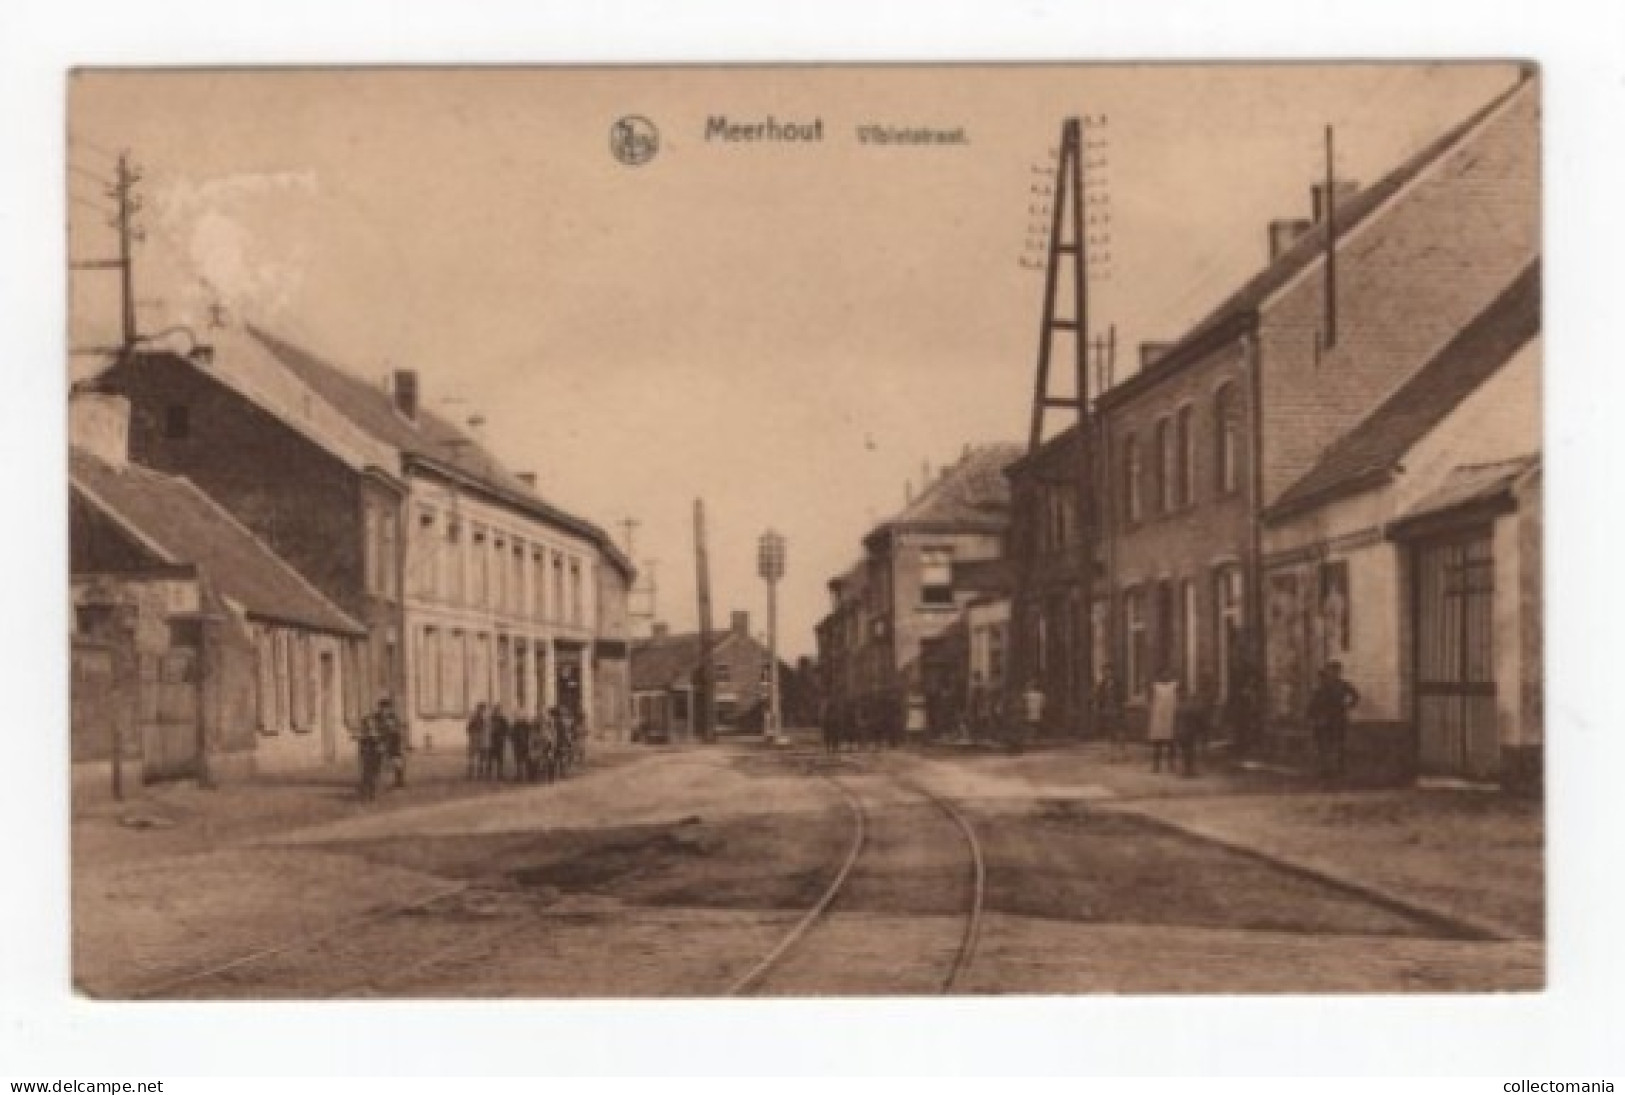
[1268,218,1314,261]
[731,610,749,636]
[391,369,420,421]
[1311,180,1360,225]
[517,472,537,490]
[1140,342,1175,370]
[69,388,131,470]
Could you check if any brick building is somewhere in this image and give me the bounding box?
[93,321,636,751]
[631,612,784,739]
[1260,263,1541,787]
[70,390,367,790]
[1087,72,1537,747]
[816,443,1022,733]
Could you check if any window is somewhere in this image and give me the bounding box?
[445,630,467,716]
[1175,405,1194,508]
[552,554,565,621]
[569,560,583,624]
[363,510,380,595]
[443,518,462,603]
[1154,417,1173,513]
[920,547,954,607]
[163,404,190,439]
[714,663,732,686]
[472,527,489,608]
[988,623,1006,690]
[1181,577,1198,685]
[1125,589,1147,697]
[418,626,441,716]
[511,542,525,615]
[532,549,546,620]
[416,509,437,598]
[1215,383,1241,495]
[760,662,773,686]
[1122,435,1143,523]
[493,537,507,611]
[368,509,397,600]
[1154,581,1177,681]
[1214,565,1244,697]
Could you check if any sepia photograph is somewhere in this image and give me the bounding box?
[62,61,1544,1002]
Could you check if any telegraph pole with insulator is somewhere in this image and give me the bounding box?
[757,529,786,742]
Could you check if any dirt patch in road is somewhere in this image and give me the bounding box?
[312,804,852,916]
[976,800,1448,938]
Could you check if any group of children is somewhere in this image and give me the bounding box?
[464,702,583,784]
[353,697,406,801]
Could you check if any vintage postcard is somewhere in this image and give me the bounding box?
[66,62,1541,999]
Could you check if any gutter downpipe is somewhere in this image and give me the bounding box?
[1244,325,1266,757]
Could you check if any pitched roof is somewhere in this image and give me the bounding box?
[1100,73,1533,410]
[242,325,636,580]
[1391,456,1540,534]
[70,450,366,636]
[865,442,1024,544]
[630,630,763,692]
[1266,259,1540,521]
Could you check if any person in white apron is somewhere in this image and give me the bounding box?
[1147,668,1180,773]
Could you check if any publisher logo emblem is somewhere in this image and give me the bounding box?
[610,116,659,166]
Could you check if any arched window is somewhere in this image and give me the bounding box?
[1215,383,1241,495]
[1175,405,1194,508]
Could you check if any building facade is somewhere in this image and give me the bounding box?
[631,613,783,740]
[817,444,1022,733]
[1260,263,1540,787]
[1086,73,1538,749]
[95,322,636,752]
[70,391,368,789]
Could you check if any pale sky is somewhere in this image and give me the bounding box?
[68,63,1522,658]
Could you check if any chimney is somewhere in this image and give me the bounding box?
[731,610,749,637]
[651,622,669,639]
[69,389,131,470]
[1268,218,1314,261]
[517,472,537,490]
[391,369,419,421]
[1311,180,1360,225]
[1140,341,1174,370]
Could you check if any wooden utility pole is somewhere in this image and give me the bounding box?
[693,499,716,742]
[70,148,143,354]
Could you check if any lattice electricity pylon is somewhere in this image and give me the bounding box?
[1025,115,1101,453]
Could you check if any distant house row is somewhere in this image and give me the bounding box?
[816,71,1541,790]
[70,321,635,790]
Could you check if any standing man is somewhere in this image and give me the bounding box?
[370,696,406,790]
[1176,674,1217,779]
[1308,660,1360,781]
[1095,663,1127,762]
[465,702,489,780]
[488,703,511,781]
[354,704,384,802]
[1018,677,1045,753]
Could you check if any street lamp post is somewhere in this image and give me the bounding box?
[757,530,786,741]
